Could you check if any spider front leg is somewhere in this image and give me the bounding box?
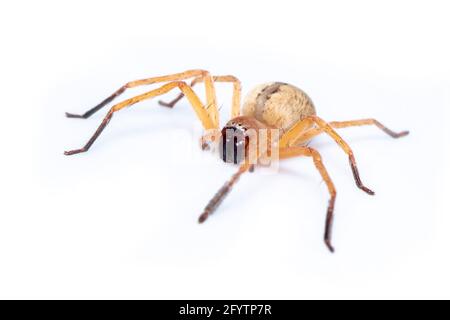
[65,70,206,119]
[65,69,219,126]
[280,115,375,195]
[64,81,217,155]
[279,146,337,252]
[198,163,252,223]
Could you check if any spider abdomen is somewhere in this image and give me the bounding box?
[242,82,316,132]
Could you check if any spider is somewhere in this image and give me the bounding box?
[64,69,409,252]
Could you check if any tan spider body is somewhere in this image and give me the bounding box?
[65,69,408,252]
[242,82,316,132]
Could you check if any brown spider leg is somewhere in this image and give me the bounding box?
[198,163,251,223]
[279,146,337,253]
[279,115,375,195]
[64,81,217,155]
[64,111,114,155]
[65,86,126,119]
[159,75,242,118]
[65,69,216,119]
[289,118,410,144]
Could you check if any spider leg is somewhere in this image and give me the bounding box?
[64,81,217,155]
[158,76,208,108]
[288,118,409,145]
[279,115,375,195]
[159,75,242,118]
[65,69,219,126]
[279,146,337,253]
[198,163,251,223]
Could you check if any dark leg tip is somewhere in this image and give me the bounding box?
[64,149,85,156]
[158,100,175,108]
[362,187,375,195]
[198,212,209,224]
[397,130,410,138]
[361,186,375,196]
[325,240,335,253]
[65,112,86,119]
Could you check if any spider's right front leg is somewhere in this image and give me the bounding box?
[64,81,217,155]
[65,69,213,119]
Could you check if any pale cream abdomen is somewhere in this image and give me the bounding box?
[242,82,316,132]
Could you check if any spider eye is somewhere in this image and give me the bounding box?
[220,126,246,164]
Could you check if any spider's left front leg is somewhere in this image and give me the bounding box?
[198,163,252,223]
[279,116,375,195]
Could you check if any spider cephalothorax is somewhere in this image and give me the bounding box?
[65,69,409,252]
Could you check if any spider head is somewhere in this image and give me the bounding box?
[219,124,249,164]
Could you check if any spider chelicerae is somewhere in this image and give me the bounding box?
[65,69,409,252]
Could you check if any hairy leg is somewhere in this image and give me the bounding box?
[279,146,337,252]
[198,163,252,223]
[159,75,242,118]
[280,115,375,195]
[292,118,409,145]
[65,81,216,155]
[65,69,218,122]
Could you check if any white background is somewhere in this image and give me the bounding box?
[0,0,449,299]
